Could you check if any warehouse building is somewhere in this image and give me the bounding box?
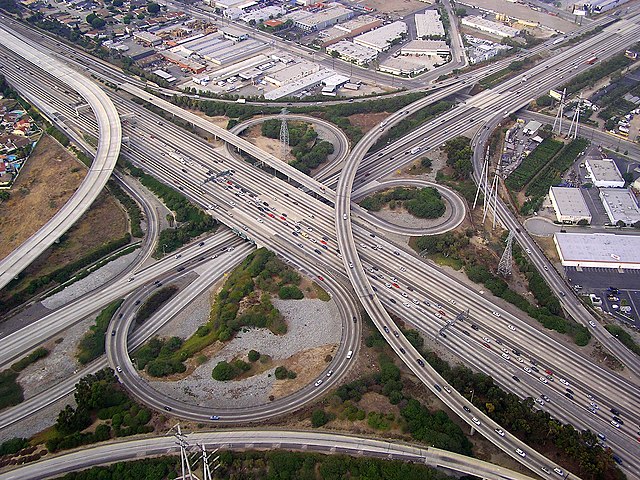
[599,188,640,226]
[554,232,640,270]
[522,120,542,135]
[379,57,429,76]
[548,186,592,224]
[171,33,264,66]
[264,69,336,100]
[400,40,450,59]
[294,4,353,32]
[461,16,520,38]
[241,5,286,24]
[585,158,625,188]
[133,31,163,46]
[264,62,320,87]
[415,10,445,38]
[319,15,382,46]
[326,40,378,65]
[354,21,407,52]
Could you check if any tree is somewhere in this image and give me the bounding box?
[212,361,237,381]
[146,2,160,13]
[248,349,260,362]
[274,366,289,380]
[311,409,329,427]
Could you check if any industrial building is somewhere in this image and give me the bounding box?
[326,40,378,65]
[222,26,249,42]
[522,120,542,135]
[264,69,336,100]
[171,33,264,66]
[240,5,286,24]
[133,31,163,46]
[573,0,631,13]
[379,57,429,76]
[585,158,625,188]
[400,40,450,59]
[415,10,445,38]
[264,62,320,87]
[211,0,257,11]
[599,188,640,226]
[319,15,382,46]
[461,16,520,38]
[294,4,353,32]
[353,21,407,52]
[160,51,206,73]
[554,232,640,270]
[548,186,592,224]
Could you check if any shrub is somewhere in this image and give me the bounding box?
[248,350,261,362]
[212,361,238,381]
[311,409,329,428]
[274,366,289,380]
[278,285,304,299]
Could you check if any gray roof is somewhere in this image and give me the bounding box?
[549,186,590,217]
[554,232,640,265]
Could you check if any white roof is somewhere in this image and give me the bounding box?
[586,158,624,183]
[322,73,350,87]
[599,188,640,224]
[523,120,542,132]
[554,232,640,265]
[334,15,379,34]
[401,39,450,54]
[415,10,445,38]
[354,21,407,50]
[550,187,590,217]
[461,16,520,37]
[327,40,378,63]
[264,69,335,100]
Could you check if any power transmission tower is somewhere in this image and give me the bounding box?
[568,96,581,139]
[279,107,289,161]
[169,424,200,480]
[473,146,490,210]
[552,88,567,135]
[498,231,515,276]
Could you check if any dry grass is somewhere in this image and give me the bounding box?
[269,344,337,399]
[0,134,86,260]
[348,112,389,134]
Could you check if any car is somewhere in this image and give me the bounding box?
[401,292,408,298]
[597,433,606,441]
[471,324,479,331]
[199,242,205,246]
[612,416,623,425]
[403,302,411,308]
[326,370,333,377]
[483,343,491,349]
[495,338,502,345]
[434,384,442,392]
[541,466,552,475]
[210,415,220,420]
[314,380,323,387]
[349,262,354,268]
[390,298,397,304]
[589,407,598,414]
[412,299,420,305]
[342,213,347,220]
[385,283,392,288]
[525,248,532,254]
[135,300,141,305]
[495,428,505,437]
[177,266,185,272]
[444,386,451,393]
[535,397,545,406]
[318,276,324,281]
[399,347,406,354]
[545,368,553,375]
[393,330,399,338]
[612,455,623,465]
[565,392,574,400]
[352,316,357,323]
[482,337,491,343]
[559,378,569,386]
[492,311,501,317]
[611,420,621,428]
[383,326,390,333]
[508,324,516,331]
[541,394,550,402]
[531,366,539,373]
[417,359,425,367]
[553,467,564,476]
[472,417,480,425]
[392,283,399,288]
[463,406,471,413]
[539,376,548,384]
[523,366,532,373]
[501,353,510,360]
[164,406,173,412]
[589,320,597,327]
[610,407,620,416]
[512,375,520,382]
[566,388,574,395]
[515,448,526,458]
[439,331,447,338]
[462,330,470,336]
[393,251,400,256]
[116,365,122,373]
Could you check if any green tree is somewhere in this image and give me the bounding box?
[248,350,260,362]
[311,409,329,427]
[146,2,160,13]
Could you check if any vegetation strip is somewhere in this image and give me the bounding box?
[77,300,124,365]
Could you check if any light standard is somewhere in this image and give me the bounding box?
[470,389,475,404]
[162,244,168,256]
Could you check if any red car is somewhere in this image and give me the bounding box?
[545,369,553,375]
[483,343,491,349]
[317,276,324,281]
[438,310,446,316]
[280,216,286,221]
[320,240,327,245]
[268,213,275,218]
[392,283,400,288]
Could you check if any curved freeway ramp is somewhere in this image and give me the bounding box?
[0,26,121,290]
[0,430,535,480]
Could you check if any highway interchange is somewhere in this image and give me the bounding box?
[1,6,640,480]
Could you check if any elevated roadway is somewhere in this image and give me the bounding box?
[0,430,536,480]
[0,25,121,290]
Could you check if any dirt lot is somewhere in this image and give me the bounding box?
[346,0,429,17]
[349,112,390,134]
[0,135,86,260]
[4,190,129,296]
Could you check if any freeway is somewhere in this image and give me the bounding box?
[0,24,121,290]
[0,430,536,480]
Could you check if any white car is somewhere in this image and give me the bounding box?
[508,324,516,331]
[385,283,392,288]
[501,353,510,360]
[589,320,597,327]
[349,262,354,269]
[539,377,548,384]
[492,311,501,318]
[535,397,545,406]
[553,468,564,476]
[523,366,532,373]
[401,292,408,298]
[412,299,420,305]
[444,386,451,393]
[495,428,505,437]
[610,420,620,428]
[400,266,406,271]
[448,299,456,305]
[515,448,526,458]
[525,248,532,254]
[482,337,491,343]
[472,417,480,426]
[403,302,411,308]
[435,313,442,319]
[559,378,569,386]
[326,370,333,377]
[590,402,599,409]
[116,365,122,373]
[314,380,323,387]
[517,357,524,363]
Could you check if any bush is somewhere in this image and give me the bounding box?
[278,285,304,299]
[77,300,123,365]
[11,347,49,372]
[0,370,23,409]
[311,409,329,428]
[274,366,289,380]
[134,286,178,324]
[212,361,238,381]
[248,350,260,362]
[0,437,29,456]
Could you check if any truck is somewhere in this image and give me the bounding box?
[410,146,421,155]
[552,36,565,45]
[586,56,598,65]
[236,98,246,104]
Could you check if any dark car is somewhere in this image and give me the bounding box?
[383,326,390,333]
[135,300,141,305]
[440,331,447,338]
[610,407,621,416]
[471,324,479,331]
[612,416,624,425]
[164,406,173,412]
[399,347,406,354]
[417,359,425,367]
[434,384,442,392]
[463,406,471,413]
[177,266,185,272]
[111,330,116,336]
[512,375,520,382]
[565,392,574,400]
[462,330,470,336]
[352,316,357,323]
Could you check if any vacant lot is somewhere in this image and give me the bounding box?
[0,135,86,260]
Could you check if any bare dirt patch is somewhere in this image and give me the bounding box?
[359,0,429,17]
[348,112,389,134]
[242,124,282,157]
[269,344,337,399]
[0,135,86,260]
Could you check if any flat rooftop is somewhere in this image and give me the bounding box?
[554,232,640,266]
[600,188,640,225]
[550,186,590,217]
[587,158,624,183]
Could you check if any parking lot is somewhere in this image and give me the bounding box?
[565,266,640,326]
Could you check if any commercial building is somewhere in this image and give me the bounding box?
[400,40,450,59]
[585,158,625,188]
[326,40,378,65]
[211,0,257,11]
[522,120,542,135]
[461,15,520,38]
[264,69,336,100]
[222,26,249,42]
[133,31,163,46]
[294,4,353,32]
[241,5,286,24]
[378,57,429,76]
[171,33,264,66]
[264,62,320,87]
[554,232,640,270]
[599,188,640,226]
[415,10,445,38]
[574,0,631,13]
[160,51,206,73]
[353,21,407,52]
[319,15,382,46]
[548,186,592,224]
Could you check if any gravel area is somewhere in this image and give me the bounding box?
[0,395,75,443]
[17,314,94,399]
[41,251,138,310]
[150,297,341,408]
[154,284,214,340]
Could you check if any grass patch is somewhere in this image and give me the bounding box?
[313,282,331,301]
[134,286,179,325]
[77,299,124,365]
[107,180,144,238]
[605,325,640,356]
[10,347,49,372]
